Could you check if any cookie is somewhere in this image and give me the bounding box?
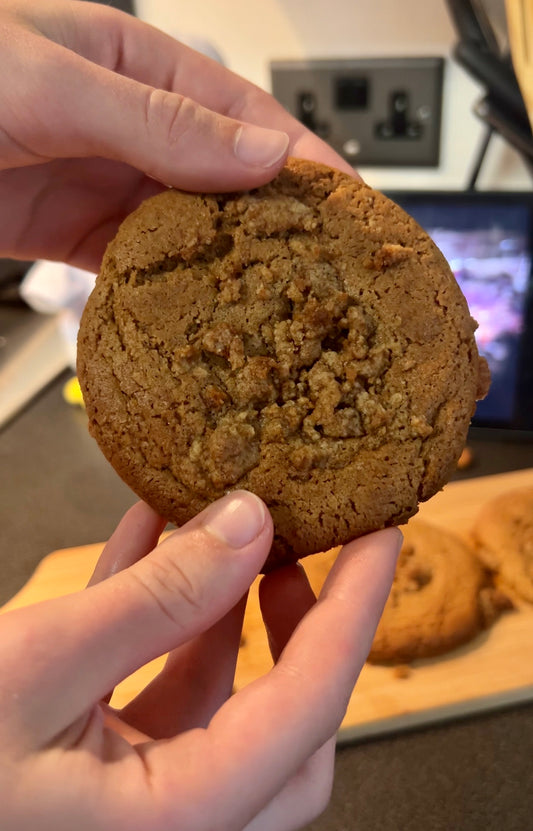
[471,486,533,603]
[77,158,489,569]
[368,520,511,663]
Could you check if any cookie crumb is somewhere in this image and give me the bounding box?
[457,446,474,470]
[392,664,412,680]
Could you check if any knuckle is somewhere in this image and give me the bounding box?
[130,554,203,632]
[276,661,349,736]
[143,87,195,147]
[224,87,265,122]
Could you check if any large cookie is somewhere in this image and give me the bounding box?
[77,158,489,569]
[471,486,533,603]
[368,520,510,663]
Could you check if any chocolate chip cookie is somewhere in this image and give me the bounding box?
[472,486,533,603]
[77,158,489,569]
[368,520,511,663]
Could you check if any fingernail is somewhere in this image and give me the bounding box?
[234,125,289,168]
[203,491,267,548]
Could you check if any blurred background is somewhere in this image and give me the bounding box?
[135,0,529,190]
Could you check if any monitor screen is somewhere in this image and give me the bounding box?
[388,193,533,430]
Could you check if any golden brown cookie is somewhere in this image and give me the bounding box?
[471,486,533,603]
[368,520,511,663]
[77,158,489,569]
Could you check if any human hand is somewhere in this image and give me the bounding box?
[0,492,400,831]
[0,0,354,272]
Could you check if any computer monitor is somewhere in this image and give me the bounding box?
[388,191,533,431]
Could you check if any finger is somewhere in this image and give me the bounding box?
[6,32,289,191]
[259,563,317,662]
[88,501,167,586]
[0,157,163,269]
[243,738,336,831]
[87,501,166,705]
[31,2,355,178]
[140,528,402,830]
[120,595,247,738]
[240,564,337,830]
[0,491,272,747]
[123,564,315,754]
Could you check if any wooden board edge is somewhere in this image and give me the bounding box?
[337,683,533,745]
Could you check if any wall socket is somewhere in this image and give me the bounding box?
[271,57,444,167]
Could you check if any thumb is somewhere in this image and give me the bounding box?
[1,491,272,748]
[13,37,289,191]
[78,72,290,191]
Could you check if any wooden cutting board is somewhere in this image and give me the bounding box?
[3,468,533,742]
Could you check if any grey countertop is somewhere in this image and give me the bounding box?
[2,358,533,830]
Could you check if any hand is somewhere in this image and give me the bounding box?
[0,492,401,831]
[0,0,354,272]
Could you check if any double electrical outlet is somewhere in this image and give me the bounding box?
[271,57,444,167]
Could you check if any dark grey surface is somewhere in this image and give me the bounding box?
[306,704,533,831]
[0,370,136,605]
[2,368,533,830]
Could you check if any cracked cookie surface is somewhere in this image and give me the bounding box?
[77,158,489,569]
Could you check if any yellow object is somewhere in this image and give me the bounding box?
[62,376,85,407]
[506,0,533,130]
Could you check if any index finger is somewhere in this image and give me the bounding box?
[140,528,401,829]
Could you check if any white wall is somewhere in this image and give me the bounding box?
[135,0,530,191]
